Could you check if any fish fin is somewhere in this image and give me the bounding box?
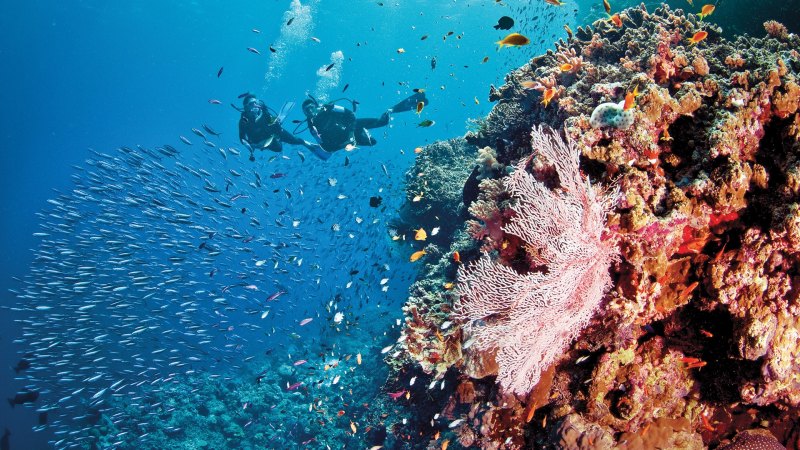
[261,136,275,149]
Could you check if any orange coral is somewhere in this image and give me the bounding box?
[763,20,788,40]
[725,54,745,69]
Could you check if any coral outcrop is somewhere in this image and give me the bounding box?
[393,3,800,449]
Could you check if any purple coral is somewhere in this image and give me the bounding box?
[455,125,618,395]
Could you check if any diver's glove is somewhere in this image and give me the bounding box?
[305,141,331,161]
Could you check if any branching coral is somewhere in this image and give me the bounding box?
[555,47,585,75]
[466,178,508,249]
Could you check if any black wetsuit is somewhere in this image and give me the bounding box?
[239,112,305,152]
[308,104,389,152]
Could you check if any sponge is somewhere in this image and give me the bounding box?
[590,101,634,129]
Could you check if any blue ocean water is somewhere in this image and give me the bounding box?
[0,0,796,448]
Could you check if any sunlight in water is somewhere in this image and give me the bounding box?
[263,0,317,90]
[314,50,344,102]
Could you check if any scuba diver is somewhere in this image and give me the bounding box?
[298,92,428,154]
[237,94,329,161]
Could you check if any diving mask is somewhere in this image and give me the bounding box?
[246,100,264,120]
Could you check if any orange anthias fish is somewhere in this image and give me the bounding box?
[698,4,715,19]
[414,228,427,241]
[559,63,574,72]
[410,249,426,262]
[602,0,611,14]
[687,30,708,45]
[496,32,531,48]
[545,0,565,5]
[609,13,623,27]
[541,87,557,107]
[452,251,461,263]
[525,406,537,422]
[521,80,538,89]
[623,85,639,110]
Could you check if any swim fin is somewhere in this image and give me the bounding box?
[275,102,295,124]
[389,92,428,113]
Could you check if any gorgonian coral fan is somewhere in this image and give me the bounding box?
[455,126,618,396]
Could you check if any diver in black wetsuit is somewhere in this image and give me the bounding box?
[300,92,428,155]
[238,95,328,161]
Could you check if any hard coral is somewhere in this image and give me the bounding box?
[555,47,585,75]
[466,178,508,250]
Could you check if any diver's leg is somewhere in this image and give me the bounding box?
[280,128,307,147]
[389,92,428,113]
[355,113,389,130]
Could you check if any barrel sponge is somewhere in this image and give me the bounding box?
[590,101,634,129]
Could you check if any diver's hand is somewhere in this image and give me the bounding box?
[305,142,332,161]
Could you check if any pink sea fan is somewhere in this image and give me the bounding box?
[455,125,618,396]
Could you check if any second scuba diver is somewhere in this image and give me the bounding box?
[299,91,428,156]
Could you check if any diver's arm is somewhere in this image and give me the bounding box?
[239,118,249,145]
[279,128,309,146]
[281,127,330,157]
[277,127,329,160]
[355,110,390,129]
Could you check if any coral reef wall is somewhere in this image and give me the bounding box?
[391,4,800,449]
